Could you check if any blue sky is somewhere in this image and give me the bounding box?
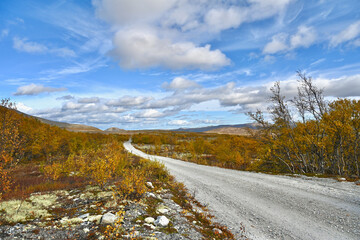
[1,0,360,130]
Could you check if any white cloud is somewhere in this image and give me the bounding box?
[51,47,76,57]
[330,20,360,47]
[56,95,74,100]
[263,25,316,54]
[106,96,152,107]
[16,102,33,113]
[290,25,316,48]
[13,37,48,53]
[94,0,294,70]
[162,77,200,91]
[13,37,75,57]
[318,74,360,97]
[40,59,107,80]
[94,0,175,25]
[263,33,288,54]
[30,73,360,128]
[310,58,326,66]
[204,0,292,33]
[78,97,100,103]
[168,119,189,126]
[134,109,166,118]
[14,83,67,96]
[111,30,230,70]
[204,7,245,33]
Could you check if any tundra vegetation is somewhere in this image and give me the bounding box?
[0,99,233,239]
[133,73,360,179]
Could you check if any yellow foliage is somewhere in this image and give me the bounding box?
[0,152,12,200]
[43,162,63,181]
[116,167,148,200]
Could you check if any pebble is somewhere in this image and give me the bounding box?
[144,223,156,230]
[154,216,169,227]
[156,205,169,214]
[213,228,223,235]
[145,217,155,224]
[78,213,90,220]
[100,212,118,225]
[146,182,154,189]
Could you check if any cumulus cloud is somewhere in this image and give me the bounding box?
[318,74,360,97]
[330,20,360,47]
[94,0,293,70]
[13,37,75,57]
[162,77,200,91]
[204,7,245,33]
[14,83,67,96]
[134,109,167,118]
[78,97,100,103]
[106,96,152,107]
[32,73,360,128]
[263,33,289,54]
[94,0,175,25]
[111,30,230,70]
[204,0,292,33]
[290,25,316,48]
[168,119,189,126]
[16,102,33,113]
[263,25,316,54]
[57,95,74,100]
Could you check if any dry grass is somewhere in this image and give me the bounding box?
[1,164,88,201]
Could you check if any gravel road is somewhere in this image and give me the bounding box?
[124,141,360,240]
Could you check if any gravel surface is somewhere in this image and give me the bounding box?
[124,141,360,240]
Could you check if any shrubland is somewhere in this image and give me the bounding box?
[132,132,259,170]
[0,99,235,239]
[0,99,155,201]
[249,72,359,177]
[133,73,360,179]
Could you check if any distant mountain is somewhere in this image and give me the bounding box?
[204,127,256,136]
[104,127,132,133]
[14,107,258,135]
[15,110,102,133]
[174,123,257,133]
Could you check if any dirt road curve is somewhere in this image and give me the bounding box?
[124,141,360,240]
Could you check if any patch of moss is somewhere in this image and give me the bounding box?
[88,214,102,224]
[29,193,59,208]
[162,222,178,234]
[60,216,84,226]
[97,191,114,199]
[0,199,51,223]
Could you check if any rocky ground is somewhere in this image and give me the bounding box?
[0,180,233,239]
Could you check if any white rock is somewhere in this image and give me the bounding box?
[100,212,118,224]
[146,182,154,189]
[213,228,223,234]
[154,216,169,227]
[156,205,170,214]
[88,215,102,224]
[146,192,157,198]
[145,217,155,224]
[144,223,156,230]
[156,208,169,214]
[78,213,90,220]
